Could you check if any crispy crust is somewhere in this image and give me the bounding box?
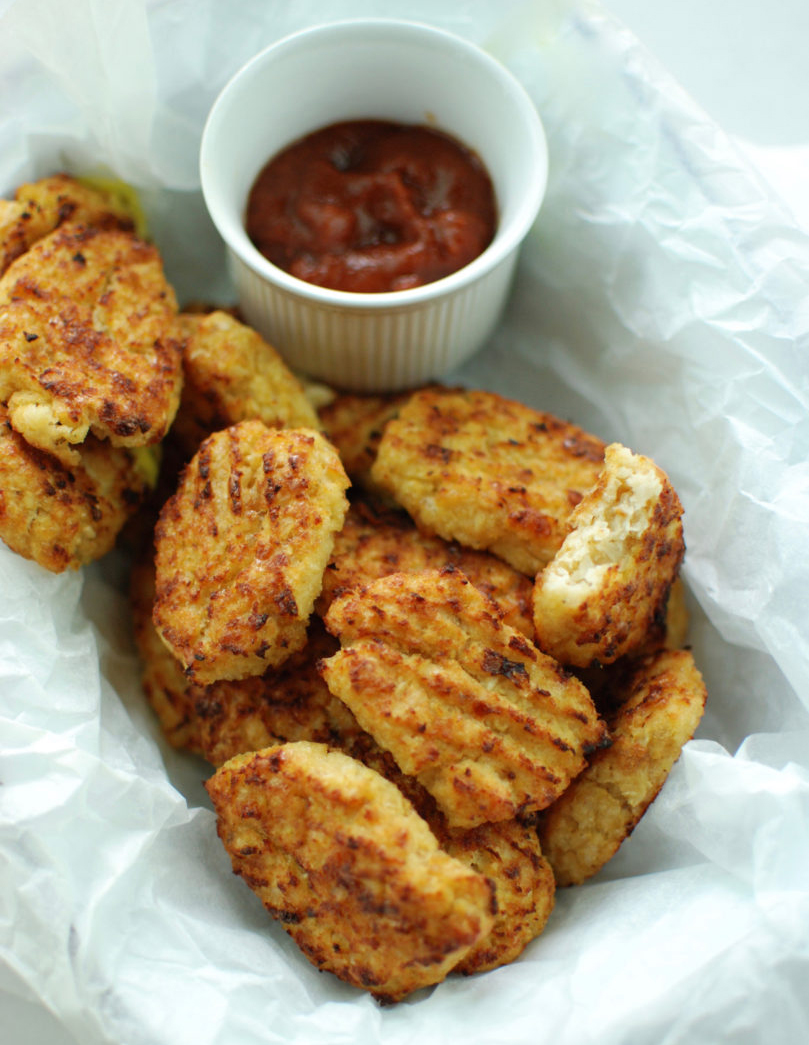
[532,443,685,668]
[172,310,320,458]
[317,499,535,638]
[0,173,134,277]
[320,568,607,829]
[153,422,350,683]
[205,742,496,1002]
[0,223,183,464]
[0,403,147,572]
[538,648,707,886]
[369,388,606,575]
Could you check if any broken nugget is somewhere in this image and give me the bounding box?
[532,443,685,668]
[370,387,606,575]
[153,421,349,683]
[0,222,184,466]
[320,568,607,829]
[205,741,496,1002]
[538,648,707,886]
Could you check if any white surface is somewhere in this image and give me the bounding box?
[2,2,808,1044]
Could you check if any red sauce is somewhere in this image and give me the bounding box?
[245,120,497,293]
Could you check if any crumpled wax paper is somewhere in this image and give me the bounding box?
[1,1,808,1043]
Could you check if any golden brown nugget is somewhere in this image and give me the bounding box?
[205,742,496,1002]
[171,310,320,458]
[0,223,183,465]
[317,499,535,638]
[538,648,707,886]
[369,388,606,575]
[153,422,349,684]
[0,403,147,572]
[0,173,135,276]
[320,569,607,829]
[131,556,362,762]
[532,443,685,668]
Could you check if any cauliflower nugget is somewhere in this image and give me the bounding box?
[172,310,320,458]
[317,499,535,638]
[0,173,134,276]
[0,403,147,572]
[0,223,183,465]
[532,443,685,668]
[320,568,607,829]
[153,422,349,683]
[538,648,707,886]
[205,741,496,1002]
[370,388,606,575]
[132,553,362,763]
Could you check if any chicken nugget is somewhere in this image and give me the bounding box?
[538,648,707,886]
[171,310,320,458]
[205,741,496,1002]
[320,568,607,829]
[0,223,183,465]
[370,388,606,575]
[153,422,349,683]
[317,499,535,638]
[0,173,135,276]
[0,403,147,572]
[532,443,685,668]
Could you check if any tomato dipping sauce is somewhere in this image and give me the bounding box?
[245,120,497,294]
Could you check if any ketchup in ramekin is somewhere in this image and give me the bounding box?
[245,120,497,294]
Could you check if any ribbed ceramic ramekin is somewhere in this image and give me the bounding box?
[200,19,548,392]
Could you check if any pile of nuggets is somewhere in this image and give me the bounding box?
[1,176,708,1004]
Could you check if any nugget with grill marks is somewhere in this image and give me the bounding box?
[320,569,607,829]
[205,741,496,1002]
[0,223,183,466]
[0,403,147,572]
[171,310,320,458]
[369,388,606,575]
[532,444,685,668]
[153,422,349,683]
[317,500,535,638]
[0,173,135,276]
[539,648,707,886]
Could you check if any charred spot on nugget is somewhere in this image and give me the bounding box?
[152,421,349,684]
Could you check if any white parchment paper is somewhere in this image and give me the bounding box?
[1,2,808,1043]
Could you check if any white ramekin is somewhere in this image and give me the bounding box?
[200,19,548,392]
